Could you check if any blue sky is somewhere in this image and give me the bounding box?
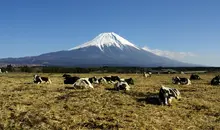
[0,0,220,66]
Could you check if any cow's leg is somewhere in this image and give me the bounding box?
[164,97,168,105]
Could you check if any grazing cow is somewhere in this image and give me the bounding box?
[172,76,191,85]
[159,86,181,106]
[211,75,220,85]
[120,78,134,85]
[89,76,99,84]
[114,81,131,91]
[72,78,94,89]
[143,72,152,78]
[33,74,52,84]
[190,74,201,80]
[63,75,80,84]
[98,77,107,84]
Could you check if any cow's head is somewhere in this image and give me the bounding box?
[127,78,134,85]
[172,76,182,84]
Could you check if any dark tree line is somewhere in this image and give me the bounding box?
[1,64,220,73]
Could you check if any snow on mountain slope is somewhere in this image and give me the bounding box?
[69,32,140,51]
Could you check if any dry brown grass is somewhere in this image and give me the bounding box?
[0,73,219,130]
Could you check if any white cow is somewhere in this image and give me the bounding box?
[73,78,94,89]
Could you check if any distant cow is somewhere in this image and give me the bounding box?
[33,74,52,84]
[73,78,94,89]
[172,76,191,85]
[143,72,152,78]
[114,81,131,91]
[159,86,181,106]
[63,74,80,84]
[190,74,201,80]
[211,75,220,85]
[120,78,134,85]
[0,69,8,74]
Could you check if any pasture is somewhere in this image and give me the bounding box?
[0,73,219,130]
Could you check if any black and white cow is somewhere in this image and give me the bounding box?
[120,78,134,85]
[88,76,99,84]
[172,76,191,85]
[62,74,71,78]
[72,78,94,89]
[211,75,220,85]
[159,86,181,106]
[0,69,8,74]
[103,76,120,83]
[63,74,80,84]
[114,81,131,91]
[33,74,52,84]
[190,74,201,80]
[98,77,107,84]
[143,72,152,78]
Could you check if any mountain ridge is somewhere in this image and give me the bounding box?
[0,32,198,67]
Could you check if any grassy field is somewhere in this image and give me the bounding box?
[0,73,219,130]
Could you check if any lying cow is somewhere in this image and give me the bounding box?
[72,78,94,89]
[190,74,201,80]
[63,74,80,84]
[62,74,71,78]
[88,76,99,84]
[98,77,107,84]
[120,78,134,85]
[159,86,181,106]
[33,74,52,84]
[103,76,120,83]
[114,81,131,91]
[143,72,152,78]
[172,76,191,85]
[211,75,220,85]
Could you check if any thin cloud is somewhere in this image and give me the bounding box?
[142,46,197,60]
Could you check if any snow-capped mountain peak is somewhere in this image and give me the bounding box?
[69,32,140,51]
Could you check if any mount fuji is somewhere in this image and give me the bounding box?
[0,32,195,67]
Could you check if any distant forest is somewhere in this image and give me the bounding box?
[1,64,220,73]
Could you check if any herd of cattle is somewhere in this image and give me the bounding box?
[32,73,220,106]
